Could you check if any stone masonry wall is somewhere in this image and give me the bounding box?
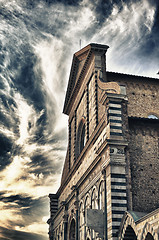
[88,75,97,137]
[70,117,75,168]
[129,118,159,213]
[107,72,159,214]
[107,72,159,118]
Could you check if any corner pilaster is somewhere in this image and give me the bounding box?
[99,81,128,240]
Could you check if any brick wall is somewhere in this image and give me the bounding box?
[107,72,159,118]
[129,118,159,213]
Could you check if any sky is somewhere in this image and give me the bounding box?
[0,0,158,239]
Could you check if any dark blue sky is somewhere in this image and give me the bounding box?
[0,0,158,239]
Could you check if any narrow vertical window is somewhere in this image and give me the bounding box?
[76,118,86,158]
[69,122,71,170]
[98,181,104,210]
[91,189,98,209]
[80,124,86,153]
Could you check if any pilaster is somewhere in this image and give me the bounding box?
[99,81,128,240]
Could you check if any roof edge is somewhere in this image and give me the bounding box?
[107,71,159,81]
[75,43,109,57]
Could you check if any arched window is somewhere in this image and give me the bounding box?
[145,233,154,240]
[84,195,90,222]
[80,202,84,227]
[123,225,137,240]
[84,196,89,215]
[76,118,86,158]
[80,124,86,153]
[98,181,104,210]
[69,219,75,240]
[91,189,98,209]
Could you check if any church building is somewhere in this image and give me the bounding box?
[47,43,159,240]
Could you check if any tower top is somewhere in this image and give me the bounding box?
[74,43,109,56]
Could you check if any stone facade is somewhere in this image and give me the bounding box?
[47,44,159,240]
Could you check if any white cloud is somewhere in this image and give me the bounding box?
[0,0,158,239]
[34,36,69,135]
[90,0,156,76]
[15,93,34,145]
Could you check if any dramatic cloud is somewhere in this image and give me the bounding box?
[0,0,158,239]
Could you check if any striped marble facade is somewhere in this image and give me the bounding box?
[106,96,128,239]
[109,101,123,138]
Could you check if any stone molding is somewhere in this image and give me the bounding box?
[141,222,157,240]
[98,80,121,94]
[118,212,138,240]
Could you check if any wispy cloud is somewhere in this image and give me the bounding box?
[0,0,158,239]
[90,0,157,76]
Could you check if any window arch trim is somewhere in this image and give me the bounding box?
[76,117,86,158]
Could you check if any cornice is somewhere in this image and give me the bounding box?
[135,208,159,224]
[107,71,159,81]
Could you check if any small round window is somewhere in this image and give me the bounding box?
[148,114,158,119]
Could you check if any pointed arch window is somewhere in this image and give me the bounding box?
[80,124,86,153]
[145,233,154,240]
[91,189,98,209]
[76,118,86,158]
[84,196,89,219]
[123,225,137,240]
[80,202,84,227]
[98,181,104,210]
[69,219,75,240]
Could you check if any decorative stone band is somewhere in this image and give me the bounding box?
[111,173,127,238]
[106,169,128,239]
[98,78,127,141]
[96,77,128,239]
[98,84,128,239]
[109,100,123,139]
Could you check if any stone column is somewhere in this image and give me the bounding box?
[102,168,108,240]
[74,200,79,240]
[86,84,89,141]
[63,203,68,240]
[74,111,77,161]
[99,81,128,239]
[72,185,79,240]
[63,217,68,240]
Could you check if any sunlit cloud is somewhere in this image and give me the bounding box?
[0,201,23,228]
[0,194,49,239]
[0,154,61,197]
[0,0,158,239]
[15,221,48,236]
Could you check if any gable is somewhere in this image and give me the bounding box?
[63,43,109,115]
[63,46,90,115]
